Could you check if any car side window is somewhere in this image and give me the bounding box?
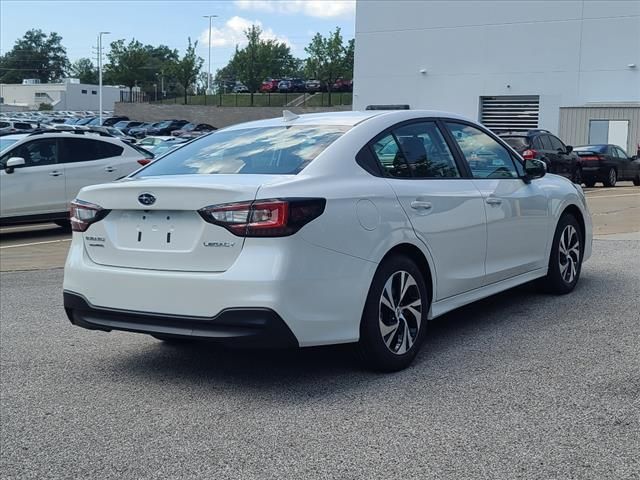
[446,122,519,179]
[548,135,565,152]
[60,138,123,163]
[532,137,543,150]
[371,133,412,178]
[614,147,627,159]
[392,122,461,178]
[539,135,552,150]
[9,139,59,168]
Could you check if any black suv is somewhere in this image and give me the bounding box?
[500,130,581,183]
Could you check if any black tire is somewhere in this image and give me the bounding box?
[54,219,71,231]
[538,214,583,295]
[151,334,195,344]
[584,180,596,188]
[603,168,617,187]
[572,167,583,185]
[357,254,430,372]
[633,175,640,186]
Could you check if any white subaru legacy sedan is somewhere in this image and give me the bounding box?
[63,110,592,371]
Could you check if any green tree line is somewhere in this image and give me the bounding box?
[0,27,354,101]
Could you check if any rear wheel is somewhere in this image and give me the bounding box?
[633,175,640,186]
[603,168,617,187]
[538,214,583,294]
[584,180,596,188]
[357,255,429,372]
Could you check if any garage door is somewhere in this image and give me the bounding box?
[480,96,540,133]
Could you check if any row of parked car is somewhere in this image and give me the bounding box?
[500,129,640,187]
[259,78,353,94]
[1,111,218,157]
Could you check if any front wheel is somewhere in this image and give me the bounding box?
[584,180,596,188]
[633,175,640,186]
[357,255,429,372]
[603,168,617,187]
[539,214,583,294]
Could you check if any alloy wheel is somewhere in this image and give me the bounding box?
[609,169,617,186]
[378,270,422,355]
[558,225,580,284]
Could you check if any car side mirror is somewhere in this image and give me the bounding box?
[4,157,25,174]
[630,155,637,161]
[524,159,546,182]
[565,145,573,154]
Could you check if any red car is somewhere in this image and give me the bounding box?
[259,79,280,93]
[332,78,353,92]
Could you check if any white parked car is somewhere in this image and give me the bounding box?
[63,110,592,371]
[0,131,153,228]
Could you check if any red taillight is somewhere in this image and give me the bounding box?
[137,159,152,166]
[578,155,603,161]
[198,198,326,237]
[522,149,537,160]
[70,200,110,232]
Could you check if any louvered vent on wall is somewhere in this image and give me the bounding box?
[480,96,540,133]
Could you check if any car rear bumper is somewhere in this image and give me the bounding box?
[63,233,377,347]
[64,291,298,347]
[581,165,608,180]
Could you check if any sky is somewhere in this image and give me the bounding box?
[0,0,355,73]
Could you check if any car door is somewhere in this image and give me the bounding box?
[371,120,487,300]
[59,137,126,202]
[548,134,573,177]
[444,121,549,284]
[613,146,632,179]
[0,138,66,217]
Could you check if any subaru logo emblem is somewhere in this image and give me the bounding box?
[138,193,156,206]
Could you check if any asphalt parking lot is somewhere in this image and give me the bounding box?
[1,184,639,479]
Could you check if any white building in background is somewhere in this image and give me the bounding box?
[0,78,125,111]
[354,1,640,152]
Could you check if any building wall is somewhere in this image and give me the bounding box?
[113,103,351,128]
[354,1,640,134]
[0,82,123,110]
[559,105,640,154]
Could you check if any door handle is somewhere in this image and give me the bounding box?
[410,200,432,210]
[104,166,116,173]
[486,197,503,206]
[48,171,63,177]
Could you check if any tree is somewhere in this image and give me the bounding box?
[71,58,98,84]
[217,25,299,101]
[304,27,353,104]
[104,39,149,98]
[170,38,203,104]
[0,29,69,83]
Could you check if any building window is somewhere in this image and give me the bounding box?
[589,120,629,149]
[91,90,97,95]
[81,89,87,94]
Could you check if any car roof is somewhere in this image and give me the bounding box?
[0,134,28,141]
[222,110,473,131]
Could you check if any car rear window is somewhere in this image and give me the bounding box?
[501,136,529,150]
[574,145,607,153]
[136,125,349,176]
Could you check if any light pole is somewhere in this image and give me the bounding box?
[98,31,110,124]
[203,15,218,95]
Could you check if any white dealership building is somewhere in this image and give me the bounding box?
[0,78,124,111]
[353,1,640,153]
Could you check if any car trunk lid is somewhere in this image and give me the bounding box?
[77,174,283,272]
